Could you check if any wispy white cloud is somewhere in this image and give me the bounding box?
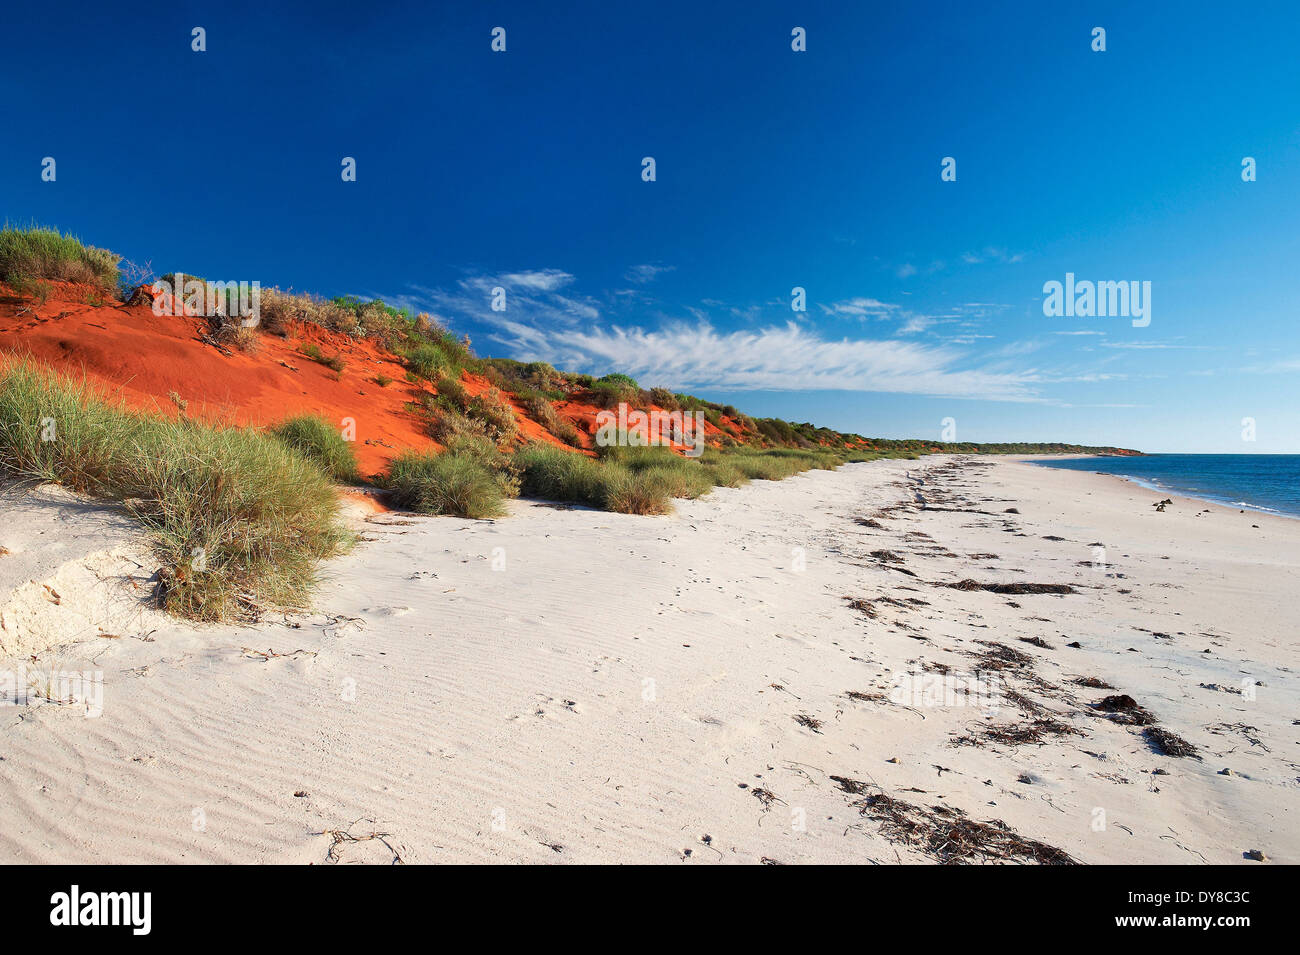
[387,271,1039,401]
[960,247,1025,266]
[499,269,575,292]
[819,297,897,319]
[624,263,675,284]
[491,319,1036,400]
[1242,356,1300,373]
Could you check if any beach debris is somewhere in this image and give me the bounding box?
[1206,722,1268,750]
[1144,726,1200,759]
[845,690,886,702]
[870,549,906,564]
[316,819,406,865]
[969,640,1036,670]
[1002,688,1045,717]
[842,596,878,618]
[1004,507,1020,514]
[1072,676,1114,689]
[830,775,870,795]
[794,713,824,733]
[854,517,886,529]
[1066,641,1083,648]
[836,781,1078,864]
[946,579,1077,595]
[1093,694,1157,726]
[240,647,317,662]
[1019,636,1054,649]
[954,718,1084,748]
[751,787,783,810]
[1244,849,1267,862]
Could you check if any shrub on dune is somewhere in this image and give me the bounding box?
[270,414,360,483]
[299,342,345,372]
[601,466,674,515]
[466,388,518,440]
[386,449,511,519]
[597,443,714,499]
[512,443,610,506]
[701,459,747,488]
[725,449,817,481]
[434,372,471,411]
[404,342,449,380]
[0,361,348,621]
[522,392,581,446]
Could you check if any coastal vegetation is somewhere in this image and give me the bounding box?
[0,224,1141,620]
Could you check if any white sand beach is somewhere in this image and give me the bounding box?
[1,456,1295,864]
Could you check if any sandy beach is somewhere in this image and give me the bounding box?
[1,456,1295,864]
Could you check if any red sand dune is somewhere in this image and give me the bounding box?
[0,282,736,475]
[0,283,444,474]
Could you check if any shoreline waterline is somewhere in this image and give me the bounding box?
[1028,453,1300,520]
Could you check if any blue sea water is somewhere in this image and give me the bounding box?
[1033,454,1300,519]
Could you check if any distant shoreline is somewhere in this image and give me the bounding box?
[1025,453,1300,520]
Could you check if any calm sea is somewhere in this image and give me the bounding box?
[1033,454,1300,519]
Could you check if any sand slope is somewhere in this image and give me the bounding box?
[0,457,1295,864]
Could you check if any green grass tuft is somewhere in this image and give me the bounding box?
[269,414,360,483]
[386,450,511,518]
[0,360,348,620]
[0,225,120,294]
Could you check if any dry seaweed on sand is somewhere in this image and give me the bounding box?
[1093,694,1157,726]
[316,820,406,864]
[854,517,886,529]
[1002,687,1045,717]
[870,549,906,563]
[946,579,1076,595]
[954,718,1084,747]
[842,596,878,618]
[969,640,1036,670]
[1072,676,1114,689]
[845,690,887,702]
[830,775,870,795]
[1019,636,1054,649]
[794,713,824,732]
[840,783,1079,864]
[751,787,784,810]
[1144,726,1200,759]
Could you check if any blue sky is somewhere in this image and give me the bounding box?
[4,1,1299,452]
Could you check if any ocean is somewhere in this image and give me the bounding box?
[1033,454,1300,519]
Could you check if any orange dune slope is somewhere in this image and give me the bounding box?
[0,282,443,475]
[0,282,740,475]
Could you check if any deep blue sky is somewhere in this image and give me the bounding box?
[4,1,1298,452]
